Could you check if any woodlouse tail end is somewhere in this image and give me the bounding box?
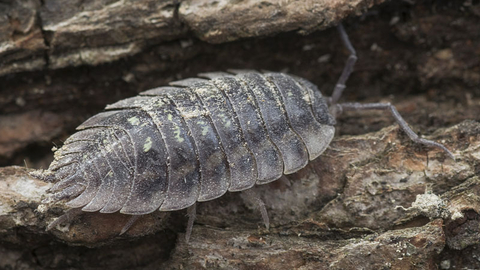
[30,169,56,182]
[48,184,85,204]
[46,208,83,232]
[41,196,54,204]
[46,218,61,232]
[29,169,44,179]
[48,172,81,193]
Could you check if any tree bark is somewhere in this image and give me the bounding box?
[1,0,479,269]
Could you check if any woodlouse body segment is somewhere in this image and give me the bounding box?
[40,71,336,219]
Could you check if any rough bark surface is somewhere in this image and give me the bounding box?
[0,0,383,75]
[1,0,480,269]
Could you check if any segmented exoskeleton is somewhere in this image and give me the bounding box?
[33,24,454,241]
[42,70,336,213]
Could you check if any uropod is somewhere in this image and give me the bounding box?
[32,24,454,242]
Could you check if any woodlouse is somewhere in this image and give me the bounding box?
[32,24,454,241]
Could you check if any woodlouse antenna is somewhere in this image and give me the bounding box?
[331,24,455,159]
[330,23,357,105]
[336,102,455,159]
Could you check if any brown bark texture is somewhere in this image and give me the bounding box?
[1,0,480,269]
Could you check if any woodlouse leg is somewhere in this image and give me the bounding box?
[185,204,196,243]
[278,175,291,187]
[336,102,455,159]
[46,208,83,231]
[119,215,141,235]
[243,189,270,229]
[330,23,358,105]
